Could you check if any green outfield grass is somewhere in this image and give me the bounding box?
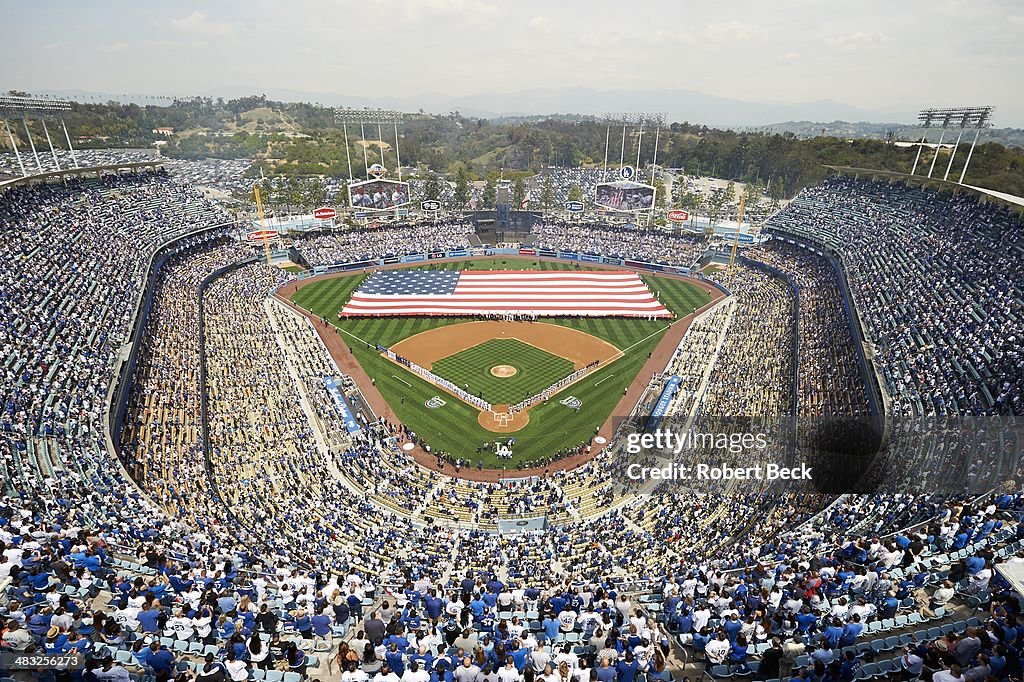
[290,258,712,467]
[431,338,575,405]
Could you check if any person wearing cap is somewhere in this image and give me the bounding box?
[147,640,176,682]
[1,620,33,651]
[376,663,402,682]
[93,655,130,682]
[196,653,227,682]
[44,625,68,654]
[933,663,965,682]
[223,650,249,682]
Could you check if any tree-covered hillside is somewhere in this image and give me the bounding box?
[4,93,1023,197]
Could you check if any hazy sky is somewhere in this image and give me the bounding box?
[7,0,1024,125]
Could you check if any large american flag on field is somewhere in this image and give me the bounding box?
[339,270,672,318]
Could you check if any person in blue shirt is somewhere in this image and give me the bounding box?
[838,614,863,647]
[510,642,528,672]
[388,629,411,651]
[460,572,476,598]
[293,609,313,640]
[410,645,434,671]
[675,609,693,635]
[879,592,900,618]
[348,590,365,622]
[568,589,583,612]
[723,614,742,644]
[691,628,711,658]
[542,613,560,642]
[615,651,640,682]
[431,662,454,682]
[821,618,844,648]
[424,591,444,624]
[729,634,749,668]
[405,583,423,610]
[217,593,237,615]
[470,594,486,618]
[138,605,162,634]
[147,642,176,681]
[385,642,405,677]
[964,555,985,576]
[312,607,332,640]
[479,609,495,632]
[596,657,616,682]
[795,607,817,637]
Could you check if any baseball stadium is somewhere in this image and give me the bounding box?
[2,4,1024,682]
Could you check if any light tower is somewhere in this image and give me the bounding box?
[0,93,76,177]
[333,108,404,181]
[910,106,994,184]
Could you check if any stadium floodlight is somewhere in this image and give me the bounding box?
[333,107,404,125]
[333,108,407,183]
[910,106,995,182]
[0,94,73,114]
[599,112,668,187]
[0,94,78,176]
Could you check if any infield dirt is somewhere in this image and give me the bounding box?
[389,320,620,369]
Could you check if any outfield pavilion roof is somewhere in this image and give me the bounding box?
[0,160,165,191]
[825,165,1024,212]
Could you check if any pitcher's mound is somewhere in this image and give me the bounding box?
[490,364,518,378]
[478,405,530,432]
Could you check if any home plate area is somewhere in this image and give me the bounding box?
[386,321,620,433]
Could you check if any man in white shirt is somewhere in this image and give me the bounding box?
[403,661,431,682]
[93,656,131,682]
[529,642,550,674]
[1,621,33,651]
[705,633,730,665]
[446,595,465,618]
[931,581,955,609]
[557,608,577,633]
[455,657,483,682]
[901,647,924,677]
[692,605,711,632]
[933,663,965,682]
[114,604,141,632]
[553,644,578,671]
[166,609,195,640]
[375,665,402,682]
[496,658,521,682]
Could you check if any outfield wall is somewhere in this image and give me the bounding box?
[296,246,696,280]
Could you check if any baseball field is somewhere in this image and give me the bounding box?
[290,258,712,467]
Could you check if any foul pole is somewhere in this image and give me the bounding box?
[729,192,747,272]
[253,184,273,267]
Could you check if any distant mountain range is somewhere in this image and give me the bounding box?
[32,86,1022,146]
[36,85,914,128]
[753,120,1024,148]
